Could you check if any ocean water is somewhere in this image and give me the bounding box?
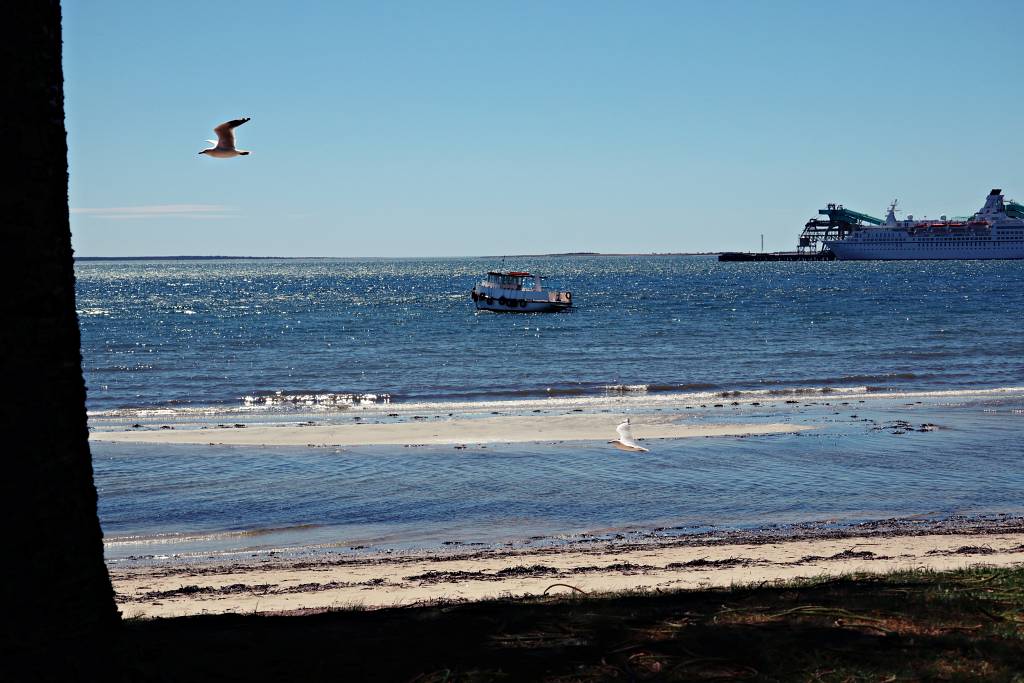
[77,256,1024,413]
[76,256,1024,562]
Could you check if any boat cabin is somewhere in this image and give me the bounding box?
[484,271,543,292]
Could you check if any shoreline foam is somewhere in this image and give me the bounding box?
[86,384,1024,421]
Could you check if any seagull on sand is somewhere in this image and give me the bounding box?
[609,418,649,452]
[199,117,251,158]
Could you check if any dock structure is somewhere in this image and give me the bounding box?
[797,203,883,254]
[718,250,835,262]
[719,201,881,262]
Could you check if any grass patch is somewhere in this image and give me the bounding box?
[95,565,1024,680]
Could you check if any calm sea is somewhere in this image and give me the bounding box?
[77,256,1024,413]
[76,256,1024,562]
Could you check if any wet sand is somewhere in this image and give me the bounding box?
[112,526,1024,619]
[90,412,810,447]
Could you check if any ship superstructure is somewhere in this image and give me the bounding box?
[818,189,1024,260]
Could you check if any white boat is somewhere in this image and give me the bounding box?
[824,189,1024,260]
[471,271,573,312]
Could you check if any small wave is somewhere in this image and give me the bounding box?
[604,383,719,394]
[542,387,591,397]
[242,391,392,409]
[104,523,325,547]
[760,373,921,388]
[87,383,1024,423]
[104,531,238,548]
[603,384,650,394]
[236,523,324,537]
[827,372,919,384]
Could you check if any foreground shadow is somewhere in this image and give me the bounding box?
[100,569,1024,681]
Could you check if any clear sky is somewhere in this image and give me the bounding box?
[64,0,1024,257]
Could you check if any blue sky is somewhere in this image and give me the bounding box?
[64,1,1024,257]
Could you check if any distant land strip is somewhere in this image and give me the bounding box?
[510,252,718,257]
[75,252,720,261]
[74,255,301,261]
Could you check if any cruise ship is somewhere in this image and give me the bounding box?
[822,189,1024,260]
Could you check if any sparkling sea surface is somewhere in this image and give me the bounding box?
[75,256,1024,562]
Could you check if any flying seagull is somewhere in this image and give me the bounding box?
[609,418,649,452]
[199,117,251,158]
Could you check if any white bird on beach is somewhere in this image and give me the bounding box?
[609,418,649,452]
[199,117,252,158]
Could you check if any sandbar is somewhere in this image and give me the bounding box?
[90,413,810,447]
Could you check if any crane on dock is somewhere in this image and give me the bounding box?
[797,203,884,255]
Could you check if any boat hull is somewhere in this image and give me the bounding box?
[474,297,571,313]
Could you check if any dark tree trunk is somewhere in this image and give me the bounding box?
[1,0,119,668]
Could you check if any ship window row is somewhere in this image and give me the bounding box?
[859,241,1015,245]
[858,241,1022,248]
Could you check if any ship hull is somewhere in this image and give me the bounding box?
[826,240,1024,260]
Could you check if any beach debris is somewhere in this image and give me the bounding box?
[871,419,931,435]
[543,583,587,595]
[926,545,998,556]
[406,565,560,585]
[138,583,272,600]
[665,557,754,570]
[796,549,885,564]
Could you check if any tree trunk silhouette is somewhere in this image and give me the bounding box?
[1,0,119,665]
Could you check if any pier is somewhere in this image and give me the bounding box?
[718,250,835,262]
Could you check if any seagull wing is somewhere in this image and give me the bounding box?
[614,419,647,450]
[212,117,250,149]
[616,421,639,447]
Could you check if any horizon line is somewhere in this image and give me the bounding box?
[74,252,722,261]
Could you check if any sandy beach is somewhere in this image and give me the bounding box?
[93,393,1024,621]
[111,527,1024,619]
[90,412,810,447]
